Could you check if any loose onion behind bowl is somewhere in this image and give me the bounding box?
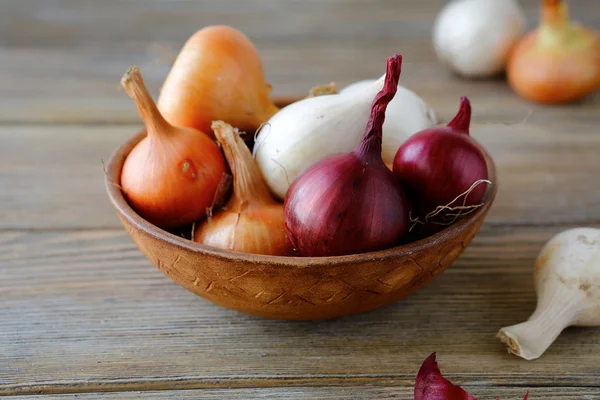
[104,97,498,321]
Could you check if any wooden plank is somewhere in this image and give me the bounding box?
[0,43,597,126]
[3,42,593,126]
[1,122,600,230]
[2,226,600,395]
[1,0,598,47]
[0,1,598,125]
[12,386,600,399]
[0,0,446,47]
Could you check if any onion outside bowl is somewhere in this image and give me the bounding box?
[104,97,498,321]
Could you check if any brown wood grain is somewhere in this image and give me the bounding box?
[2,227,600,396]
[11,386,600,399]
[1,0,597,49]
[2,0,600,397]
[0,43,597,126]
[1,122,599,230]
[0,1,598,125]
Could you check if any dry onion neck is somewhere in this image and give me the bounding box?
[355,55,401,159]
[212,121,274,212]
[542,0,569,28]
[539,0,594,48]
[446,96,471,135]
[118,65,227,229]
[121,66,171,137]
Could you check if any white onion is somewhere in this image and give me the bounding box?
[340,80,438,163]
[498,227,600,360]
[253,76,437,200]
[432,0,526,78]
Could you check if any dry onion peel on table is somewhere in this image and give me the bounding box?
[415,353,528,400]
[498,227,600,360]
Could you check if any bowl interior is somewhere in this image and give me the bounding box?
[105,99,498,269]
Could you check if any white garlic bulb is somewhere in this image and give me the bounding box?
[432,0,527,78]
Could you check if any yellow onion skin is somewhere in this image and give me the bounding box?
[122,132,226,229]
[194,205,294,256]
[508,29,600,104]
[507,0,600,104]
[157,25,279,138]
[193,121,295,257]
[119,66,226,230]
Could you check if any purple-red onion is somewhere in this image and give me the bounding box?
[283,54,410,257]
[392,97,489,228]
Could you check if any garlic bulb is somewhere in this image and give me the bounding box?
[340,80,438,163]
[254,75,437,200]
[497,227,600,360]
[433,0,526,78]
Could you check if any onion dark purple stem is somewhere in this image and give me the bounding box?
[356,56,402,159]
[446,96,471,135]
[283,54,410,257]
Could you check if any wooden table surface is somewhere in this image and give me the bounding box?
[2,1,600,398]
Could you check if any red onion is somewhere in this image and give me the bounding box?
[392,97,489,228]
[283,54,410,257]
[415,353,477,400]
[414,353,529,400]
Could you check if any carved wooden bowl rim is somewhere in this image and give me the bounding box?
[105,100,498,269]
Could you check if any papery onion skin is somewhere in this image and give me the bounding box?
[415,353,477,400]
[392,97,488,214]
[415,353,529,400]
[120,66,227,229]
[194,121,294,256]
[284,54,410,257]
[507,0,600,104]
[122,132,227,229]
[194,205,294,256]
[158,25,279,138]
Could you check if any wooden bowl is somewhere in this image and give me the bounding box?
[105,98,498,321]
